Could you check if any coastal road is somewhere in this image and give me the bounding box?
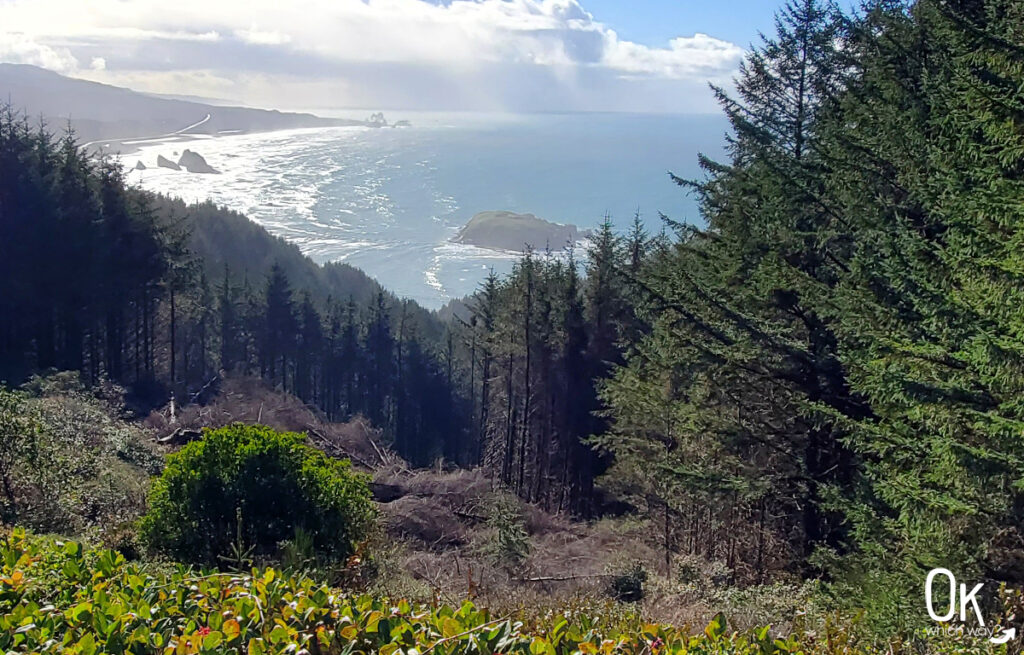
[175,113,211,135]
[82,112,212,151]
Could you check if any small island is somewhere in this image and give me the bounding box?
[366,112,411,129]
[452,211,585,252]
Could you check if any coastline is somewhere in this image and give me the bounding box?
[89,111,406,157]
[93,123,366,158]
[117,124,571,307]
[114,112,709,307]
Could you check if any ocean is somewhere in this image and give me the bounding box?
[121,111,728,308]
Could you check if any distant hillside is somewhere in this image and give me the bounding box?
[0,63,364,144]
[150,195,448,345]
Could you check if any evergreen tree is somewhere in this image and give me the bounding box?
[598,0,852,570]
[262,263,298,391]
[363,290,394,428]
[295,292,323,403]
[218,265,244,373]
[805,0,1024,612]
[340,297,361,417]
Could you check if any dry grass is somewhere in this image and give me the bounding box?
[142,376,813,631]
[145,376,396,469]
[368,467,812,631]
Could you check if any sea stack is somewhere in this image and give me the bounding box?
[178,149,220,174]
[156,155,180,171]
[134,161,147,171]
[452,211,584,252]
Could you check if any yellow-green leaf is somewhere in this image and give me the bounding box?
[223,619,241,640]
[203,631,223,649]
[442,617,462,638]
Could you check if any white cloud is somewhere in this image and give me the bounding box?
[89,57,106,71]
[0,33,78,74]
[235,28,292,46]
[603,32,744,79]
[0,0,746,111]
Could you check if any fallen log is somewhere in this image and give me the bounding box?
[157,427,204,446]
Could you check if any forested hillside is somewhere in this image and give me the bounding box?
[0,115,467,465]
[4,0,1024,649]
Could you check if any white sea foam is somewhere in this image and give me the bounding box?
[118,113,721,307]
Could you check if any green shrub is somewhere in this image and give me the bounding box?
[0,375,160,537]
[0,387,38,523]
[608,560,647,603]
[139,424,375,565]
[481,492,530,567]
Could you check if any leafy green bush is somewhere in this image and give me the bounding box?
[139,424,375,565]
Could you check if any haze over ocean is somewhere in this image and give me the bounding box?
[124,111,727,307]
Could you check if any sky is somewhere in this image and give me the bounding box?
[581,1,776,50]
[0,0,781,113]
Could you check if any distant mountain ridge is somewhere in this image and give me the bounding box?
[0,63,365,144]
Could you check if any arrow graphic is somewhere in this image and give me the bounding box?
[990,628,1016,644]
